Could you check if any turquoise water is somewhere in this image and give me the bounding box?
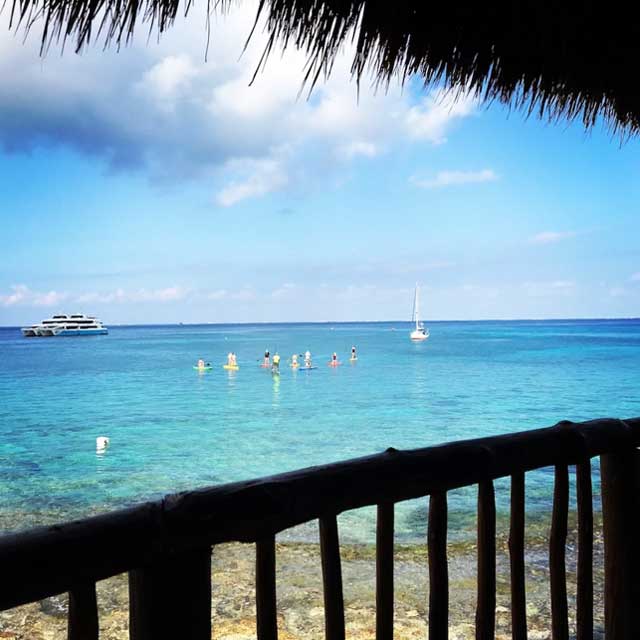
[0,320,638,541]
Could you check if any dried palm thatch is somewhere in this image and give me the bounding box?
[6,0,640,135]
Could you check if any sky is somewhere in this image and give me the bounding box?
[1,3,639,325]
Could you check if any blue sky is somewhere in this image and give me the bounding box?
[1,4,639,324]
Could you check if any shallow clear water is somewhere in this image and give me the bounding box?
[0,320,638,540]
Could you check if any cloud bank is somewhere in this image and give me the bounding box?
[0,3,478,205]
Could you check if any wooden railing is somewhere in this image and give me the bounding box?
[1,417,639,639]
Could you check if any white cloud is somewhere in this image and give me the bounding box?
[0,284,67,307]
[76,289,127,304]
[207,289,228,300]
[410,169,497,189]
[0,284,30,306]
[216,156,289,206]
[0,3,478,203]
[33,290,68,306]
[529,231,578,245]
[137,287,186,302]
[550,280,575,289]
[630,272,640,282]
[76,287,188,303]
[338,141,379,159]
[138,54,199,111]
[271,283,297,298]
[406,89,478,144]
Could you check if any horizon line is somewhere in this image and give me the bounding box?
[1,316,639,329]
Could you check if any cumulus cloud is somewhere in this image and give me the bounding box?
[410,169,497,189]
[0,284,67,307]
[630,272,640,282]
[0,2,478,202]
[529,231,578,245]
[338,141,379,159]
[0,284,29,306]
[137,54,199,111]
[216,155,289,206]
[406,89,478,144]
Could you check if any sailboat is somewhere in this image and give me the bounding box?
[410,283,429,341]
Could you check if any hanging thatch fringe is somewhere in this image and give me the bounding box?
[6,0,640,135]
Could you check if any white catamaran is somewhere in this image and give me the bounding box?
[21,314,108,337]
[410,284,429,341]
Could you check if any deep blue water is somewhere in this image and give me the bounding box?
[0,320,638,541]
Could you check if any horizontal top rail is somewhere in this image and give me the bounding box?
[1,417,638,610]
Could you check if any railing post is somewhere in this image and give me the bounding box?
[600,448,640,640]
[129,547,211,640]
[68,582,99,640]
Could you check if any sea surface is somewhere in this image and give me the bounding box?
[0,320,638,541]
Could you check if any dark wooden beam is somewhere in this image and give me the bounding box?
[428,492,448,640]
[129,548,211,640]
[256,536,278,640]
[508,472,527,640]
[601,449,640,640]
[376,502,394,640]
[476,480,496,640]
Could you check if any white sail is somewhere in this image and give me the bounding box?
[410,283,429,341]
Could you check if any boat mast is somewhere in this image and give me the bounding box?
[415,283,420,330]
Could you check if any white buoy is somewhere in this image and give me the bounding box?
[96,436,110,452]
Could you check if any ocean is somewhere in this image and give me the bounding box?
[0,320,638,541]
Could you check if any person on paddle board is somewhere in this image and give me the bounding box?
[304,350,312,367]
[263,350,270,366]
[272,352,280,372]
[351,346,357,360]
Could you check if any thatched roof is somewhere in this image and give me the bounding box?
[6,0,640,135]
